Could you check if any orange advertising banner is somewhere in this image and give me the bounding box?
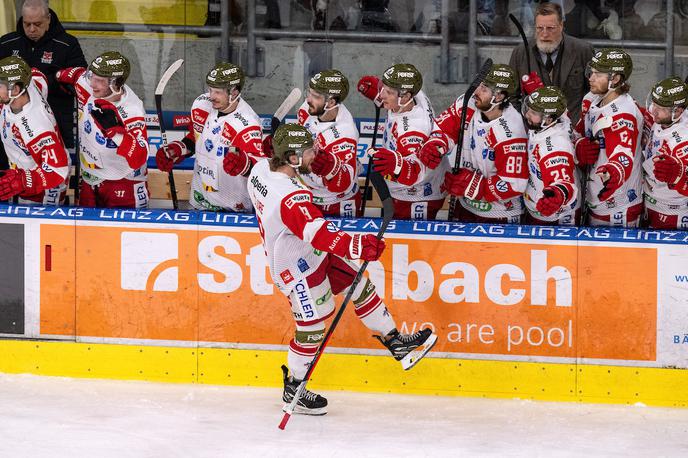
[40,223,657,362]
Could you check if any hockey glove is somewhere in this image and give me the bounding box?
[653,154,685,186]
[55,67,86,86]
[349,233,386,261]
[223,149,252,176]
[371,148,403,176]
[443,168,485,200]
[0,168,38,200]
[310,150,342,180]
[262,135,274,158]
[91,99,126,138]
[596,163,623,201]
[520,72,544,96]
[155,141,187,172]
[357,75,382,106]
[418,137,448,170]
[536,186,566,217]
[574,137,600,166]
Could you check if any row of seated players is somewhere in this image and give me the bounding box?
[0,51,687,229]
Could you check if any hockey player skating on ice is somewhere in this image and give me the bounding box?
[521,86,581,225]
[247,124,437,415]
[0,56,69,205]
[56,51,149,208]
[641,77,688,229]
[573,48,644,227]
[440,64,528,223]
[155,62,264,212]
[295,69,361,217]
[358,63,449,220]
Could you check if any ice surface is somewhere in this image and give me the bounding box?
[1,373,687,457]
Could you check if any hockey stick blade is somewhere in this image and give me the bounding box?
[271,88,302,135]
[509,14,531,75]
[279,170,393,430]
[155,59,184,96]
[592,116,613,137]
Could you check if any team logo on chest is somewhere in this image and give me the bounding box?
[41,51,53,64]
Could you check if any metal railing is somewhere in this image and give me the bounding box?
[62,0,675,81]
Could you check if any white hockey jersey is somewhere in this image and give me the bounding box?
[0,74,69,204]
[381,90,449,201]
[642,112,688,214]
[247,159,327,294]
[74,75,148,186]
[459,103,528,220]
[575,92,644,215]
[524,117,581,223]
[296,101,360,210]
[188,95,263,212]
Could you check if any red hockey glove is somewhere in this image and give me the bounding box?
[371,148,403,176]
[596,163,623,201]
[310,150,342,180]
[536,186,565,217]
[155,141,187,172]
[357,75,382,104]
[443,168,484,200]
[349,233,386,261]
[653,154,685,185]
[262,135,274,158]
[55,67,86,86]
[223,149,252,176]
[0,169,36,200]
[91,99,126,138]
[418,137,447,170]
[521,72,544,96]
[575,137,600,166]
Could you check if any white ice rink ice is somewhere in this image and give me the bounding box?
[1,373,687,457]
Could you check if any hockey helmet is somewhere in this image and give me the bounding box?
[483,64,517,96]
[382,63,422,95]
[0,56,31,88]
[206,62,245,91]
[89,51,130,83]
[309,69,349,102]
[522,86,567,131]
[650,77,688,108]
[587,48,633,80]
[272,124,314,165]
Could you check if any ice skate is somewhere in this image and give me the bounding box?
[375,328,437,370]
[281,365,328,416]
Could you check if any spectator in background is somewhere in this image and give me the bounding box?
[508,2,594,125]
[0,0,86,155]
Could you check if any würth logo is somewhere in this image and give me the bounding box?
[121,232,179,291]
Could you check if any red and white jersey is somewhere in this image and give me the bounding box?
[296,102,360,211]
[524,117,581,223]
[435,93,477,155]
[247,159,329,295]
[459,103,528,220]
[0,73,69,204]
[188,95,263,212]
[74,76,148,185]
[642,112,688,214]
[575,92,644,215]
[382,90,449,202]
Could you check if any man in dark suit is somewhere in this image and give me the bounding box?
[508,2,594,124]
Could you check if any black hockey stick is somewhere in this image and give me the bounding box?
[279,169,394,430]
[73,96,81,203]
[359,105,381,216]
[509,13,532,75]
[447,58,493,221]
[155,59,184,210]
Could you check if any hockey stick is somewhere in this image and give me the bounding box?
[509,13,532,75]
[279,170,394,430]
[447,58,493,221]
[359,105,381,216]
[155,59,184,210]
[73,96,81,203]
[271,88,302,135]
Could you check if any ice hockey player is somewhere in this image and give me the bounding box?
[642,77,688,229]
[573,48,644,227]
[521,86,581,225]
[0,56,69,205]
[358,63,449,220]
[296,69,361,217]
[56,51,149,208]
[440,64,528,223]
[155,62,263,212]
[247,123,437,415]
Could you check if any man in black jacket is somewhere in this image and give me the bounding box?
[0,0,86,170]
